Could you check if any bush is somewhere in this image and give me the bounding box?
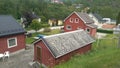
[42,23,49,28]
[30,19,42,31]
[97,29,113,34]
[44,28,51,32]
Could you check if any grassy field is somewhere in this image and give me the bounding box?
[55,34,120,68]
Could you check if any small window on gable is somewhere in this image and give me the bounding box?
[69,18,73,23]
[7,37,17,48]
[86,28,90,33]
[66,25,72,30]
[75,18,79,23]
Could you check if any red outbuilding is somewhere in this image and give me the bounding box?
[64,11,97,37]
[0,15,26,53]
[34,30,95,68]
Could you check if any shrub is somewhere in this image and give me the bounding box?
[97,29,113,34]
[30,19,42,31]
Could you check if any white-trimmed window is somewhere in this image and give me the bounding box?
[86,28,90,33]
[7,37,17,48]
[69,18,73,23]
[66,25,72,30]
[75,18,79,23]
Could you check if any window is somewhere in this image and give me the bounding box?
[86,28,90,33]
[69,18,73,23]
[7,38,17,48]
[66,25,72,30]
[75,18,79,23]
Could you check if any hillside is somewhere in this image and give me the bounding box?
[55,34,120,68]
[0,0,119,22]
[63,0,120,19]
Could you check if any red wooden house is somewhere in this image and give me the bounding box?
[34,30,95,68]
[0,15,26,53]
[64,11,97,37]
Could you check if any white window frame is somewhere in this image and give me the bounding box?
[75,18,79,23]
[86,28,90,33]
[69,18,73,23]
[66,25,72,30]
[7,37,17,48]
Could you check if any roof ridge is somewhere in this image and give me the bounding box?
[44,29,84,38]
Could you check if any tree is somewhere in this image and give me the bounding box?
[30,19,42,32]
[116,12,120,25]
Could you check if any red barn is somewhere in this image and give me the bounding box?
[34,30,95,68]
[0,15,26,53]
[64,11,97,37]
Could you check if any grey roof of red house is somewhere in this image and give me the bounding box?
[0,15,25,37]
[36,30,95,58]
[76,12,94,24]
[86,23,98,28]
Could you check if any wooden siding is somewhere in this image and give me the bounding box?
[0,33,25,53]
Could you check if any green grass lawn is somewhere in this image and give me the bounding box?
[55,34,120,68]
[40,29,61,35]
[26,29,61,44]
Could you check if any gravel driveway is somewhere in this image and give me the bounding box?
[0,44,34,68]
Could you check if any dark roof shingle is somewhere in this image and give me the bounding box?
[0,15,25,37]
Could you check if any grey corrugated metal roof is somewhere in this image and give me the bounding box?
[76,12,94,24]
[39,29,95,58]
[0,15,25,37]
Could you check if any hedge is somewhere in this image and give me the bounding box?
[97,29,113,34]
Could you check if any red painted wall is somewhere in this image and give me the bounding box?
[55,44,92,65]
[64,13,86,32]
[64,13,96,37]
[34,41,55,67]
[86,26,97,37]
[0,33,26,53]
[90,28,97,37]
[34,40,92,68]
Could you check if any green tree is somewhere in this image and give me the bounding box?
[116,12,120,25]
[30,19,42,32]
